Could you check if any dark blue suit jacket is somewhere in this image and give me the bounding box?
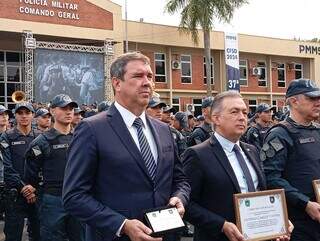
[182,135,266,241]
[62,104,190,241]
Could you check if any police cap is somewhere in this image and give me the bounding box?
[148,96,166,108]
[286,79,320,98]
[14,102,35,113]
[74,107,85,115]
[256,103,272,113]
[35,108,51,118]
[174,112,188,129]
[0,105,10,115]
[163,105,176,114]
[50,94,78,108]
[202,97,213,108]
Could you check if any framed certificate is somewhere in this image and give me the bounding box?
[144,206,185,237]
[313,180,320,203]
[234,189,289,241]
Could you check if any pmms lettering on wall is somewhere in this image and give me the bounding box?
[299,45,320,55]
[18,0,80,20]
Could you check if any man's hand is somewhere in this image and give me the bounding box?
[275,220,294,241]
[305,201,320,222]
[168,197,185,217]
[25,193,37,204]
[122,219,162,241]
[21,185,36,203]
[21,185,35,197]
[222,221,244,241]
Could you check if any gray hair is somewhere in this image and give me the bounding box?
[110,52,150,80]
[210,91,243,115]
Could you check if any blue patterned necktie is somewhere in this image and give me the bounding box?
[233,144,255,192]
[133,117,157,181]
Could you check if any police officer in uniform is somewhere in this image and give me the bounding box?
[34,108,52,132]
[146,95,166,120]
[188,97,213,146]
[0,102,40,241]
[24,94,84,241]
[71,107,84,128]
[97,100,110,113]
[262,79,320,241]
[0,105,10,134]
[171,112,188,156]
[161,105,175,125]
[0,105,10,216]
[245,103,272,150]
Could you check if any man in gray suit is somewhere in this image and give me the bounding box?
[62,52,190,241]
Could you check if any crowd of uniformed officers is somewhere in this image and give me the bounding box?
[0,76,319,241]
[0,95,112,241]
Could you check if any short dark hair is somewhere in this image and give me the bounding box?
[110,52,150,80]
[210,91,243,115]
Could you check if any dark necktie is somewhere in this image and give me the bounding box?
[133,117,157,181]
[233,144,255,192]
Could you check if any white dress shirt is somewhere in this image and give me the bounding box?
[114,101,158,163]
[114,101,158,236]
[214,132,259,193]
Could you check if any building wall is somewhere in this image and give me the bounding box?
[0,1,320,110]
[131,41,311,110]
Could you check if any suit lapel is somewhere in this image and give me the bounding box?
[146,117,163,183]
[240,142,266,190]
[210,136,241,193]
[107,104,153,183]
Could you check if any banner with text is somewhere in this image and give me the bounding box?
[225,32,240,91]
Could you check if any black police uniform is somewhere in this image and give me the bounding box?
[24,128,84,241]
[187,121,213,146]
[262,117,320,241]
[0,130,5,213]
[0,127,41,241]
[245,123,270,150]
[169,126,187,157]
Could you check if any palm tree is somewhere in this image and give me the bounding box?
[165,0,248,96]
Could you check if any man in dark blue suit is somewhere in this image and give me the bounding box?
[62,52,190,241]
[182,91,291,241]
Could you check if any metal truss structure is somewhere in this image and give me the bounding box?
[23,30,35,101]
[104,39,115,102]
[36,41,105,54]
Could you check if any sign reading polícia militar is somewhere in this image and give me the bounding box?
[18,0,80,20]
[0,0,114,30]
[225,32,240,91]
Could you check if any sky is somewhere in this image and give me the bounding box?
[110,0,319,40]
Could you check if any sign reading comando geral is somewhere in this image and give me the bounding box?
[19,0,80,20]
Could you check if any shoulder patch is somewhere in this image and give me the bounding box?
[269,137,284,152]
[259,151,266,161]
[266,147,276,158]
[0,140,9,149]
[32,146,42,157]
[262,143,270,151]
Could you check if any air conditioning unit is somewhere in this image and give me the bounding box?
[252,67,262,76]
[186,104,195,112]
[171,60,181,70]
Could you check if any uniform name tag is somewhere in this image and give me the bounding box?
[11,141,26,145]
[52,144,69,149]
[299,137,315,144]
